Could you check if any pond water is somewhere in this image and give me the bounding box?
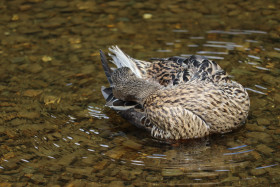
[0,0,280,186]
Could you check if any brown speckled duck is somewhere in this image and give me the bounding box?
[100,46,250,140]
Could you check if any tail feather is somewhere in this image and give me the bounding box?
[100,50,113,85]
[108,46,145,78]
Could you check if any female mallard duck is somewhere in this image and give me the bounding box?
[100,46,250,140]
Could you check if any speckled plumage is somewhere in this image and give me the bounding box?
[100,46,250,140]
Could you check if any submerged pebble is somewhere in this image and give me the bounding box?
[256,144,274,155]
[105,147,127,159]
[245,123,265,132]
[250,168,267,176]
[246,132,273,143]
[122,140,142,150]
[256,118,271,126]
[162,168,183,177]
[23,89,43,97]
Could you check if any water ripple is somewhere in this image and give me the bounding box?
[21,159,29,163]
[244,30,267,34]
[201,55,224,60]
[131,160,145,166]
[224,149,253,155]
[172,29,188,33]
[204,41,243,50]
[53,143,60,147]
[215,169,230,172]
[196,51,228,55]
[190,36,204,39]
[228,145,248,150]
[146,153,166,159]
[157,49,172,52]
[248,55,260,60]
[67,136,73,140]
[246,39,259,43]
[255,66,270,71]
[100,144,109,148]
[256,164,278,169]
[245,88,266,95]
[88,106,109,119]
[247,61,259,65]
[207,29,267,35]
[188,44,199,47]
[182,53,224,60]
[166,42,174,45]
[255,85,267,90]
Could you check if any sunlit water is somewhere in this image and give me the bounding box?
[0,0,280,186]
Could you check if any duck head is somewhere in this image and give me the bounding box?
[111,67,161,105]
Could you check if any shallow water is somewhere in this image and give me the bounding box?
[0,0,280,186]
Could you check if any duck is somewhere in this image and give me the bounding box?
[100,46,250,140]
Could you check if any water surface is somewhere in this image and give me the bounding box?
[0,0,280,186]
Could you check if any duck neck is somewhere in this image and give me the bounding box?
[135,80,161,105]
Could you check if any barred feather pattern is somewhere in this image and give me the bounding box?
[100,46,250,140]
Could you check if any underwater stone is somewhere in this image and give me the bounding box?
[256,144,274,155]
[119,169,137,180]
[108,181,125,187]
[92,160,109,172]
[106,147,126,159]
[122,140,142,150]
[228,10,239,16]
[57,153,77,166]
[23,89,42,97]
[250,168,267,176]
[222,176,240,183]
[262,74,277,85]
[143,13,153,19]
[0,183,12,187]
[246,132,273,143]
[30,174,47,184]
[86,182,102,187]
[162,168,183,177]
[187,171,219,179]
[66,167,93,176]
[273,93,280,104]
[18,111,40,119]
[146,175,161,182]
[28,64,43,73]
[10,57,26,63]
[256,118,271,126]
[245,123,265,132]
[266,52,280,59]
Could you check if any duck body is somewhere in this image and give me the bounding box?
[144,81,249,139]
[100,46,250,140]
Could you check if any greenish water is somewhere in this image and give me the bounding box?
[0,0,280,186]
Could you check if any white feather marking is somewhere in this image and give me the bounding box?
[108,46,142,78]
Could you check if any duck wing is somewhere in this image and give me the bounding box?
[184,55,230,83]
[148,55,230,85]
[106,46,229,86]
[146,58,187,86]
